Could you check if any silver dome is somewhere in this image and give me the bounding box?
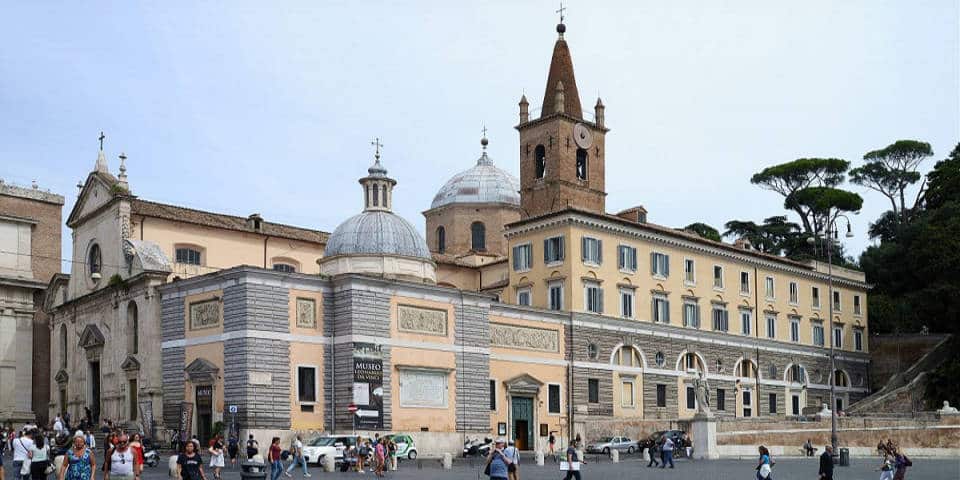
[430,152,520,209]
[324,211,431,260]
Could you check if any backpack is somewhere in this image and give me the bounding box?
[280,450,290,461]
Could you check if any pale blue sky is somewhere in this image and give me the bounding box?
[1,1,957,271]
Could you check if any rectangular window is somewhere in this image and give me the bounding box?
[740,309,752,336]
[297,366,317,403]
[712,306,729,332]
[812,322,825,347]
[548,384,561,414]
[581,237,602,265]
[651,252,670,278]
[588,379,599,403]
[618,245,638,272]
[790,316,800,343]
[543,236,565,264]
[175,247,202,265]
[833,326,843,349]
[548,282,563,311]
[769,393,778,414]
[740,271,750,294]
[789,282,799,304]
[682,301,701,328]
[716,388,726,411]
[517,288,531,306]
[512,243,532,271]
[743,390,753,417]
[584,281,603,314]
[652,294,670,324]
[854,329,863,351]
[621,380,635,408]
[489,379,496,410]
[833,291,842,311]
[713,265,724,289]
[854,295,862,315]
[765,276,775,299]
[684,259,696,284]
[656,384,667,407]
[766,314,776,339]
[686,386,696,410]
[620,288,634,319]
[812,286,821,308]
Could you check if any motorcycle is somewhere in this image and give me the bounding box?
[462,437,493,457]
[144,448,160,467]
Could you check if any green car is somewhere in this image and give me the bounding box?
[383,433,418,459]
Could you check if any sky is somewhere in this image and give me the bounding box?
[1,1,957,272]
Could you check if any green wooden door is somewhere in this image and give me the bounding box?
[511,397,534,450]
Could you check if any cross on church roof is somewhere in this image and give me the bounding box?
[98,131,105,151]
[556,1,566,23]
[371,137,383,160]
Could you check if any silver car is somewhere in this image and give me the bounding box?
[586,436,635,454]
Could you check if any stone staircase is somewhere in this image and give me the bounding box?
[847,334,953,414]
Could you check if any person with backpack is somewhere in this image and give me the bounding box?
[756,445,773,480]
[12,429,35,480]
[245,435,259,460]
[227,436,239,469]
[646,436,660,468]
[283,435,309,478]
[660,435,675,469]
[892,446,912,480]
[503,440,520,480]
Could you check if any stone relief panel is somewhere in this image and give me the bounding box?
[189,299,220,330]
[296,298,317,328]
[397,305,447,336]
[490,323,559,352]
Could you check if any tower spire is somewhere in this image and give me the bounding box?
[540,13,582,119]
[94,131,110,173]
[478,125,493,166]
[360,137,396,212]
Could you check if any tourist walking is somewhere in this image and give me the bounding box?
[227,436,239,469]
[562,440,581,480]
[386,437,397,471]
[682,433,692,459]
[484,439,511,480]
[283,435,308,478]
[59,434,95,480]
[128,433,144,480]
[660,435,675,469]
[892,446,912,480]
[355,438,367,473]
[547,432,556,461]
[756,445,773,479]
[245,435,259,460]
[267,438,283,480]
[818,445,834,480]
[373,439,385,478]
[503,440,519,480]
[12,429,35,480]
[646,437,660,468]
[877,444,895,480]
[208,435,225,480]
[176,441,206,480]
[804,439,815,457]
[104,435,135,480]
[28,434,50,480]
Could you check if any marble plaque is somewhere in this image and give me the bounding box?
[399,369,448,408]
[296,298,316,328]
[397,305,447,336]
[490,323,559,352]
[189,299,220,330]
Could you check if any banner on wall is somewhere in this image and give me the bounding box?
[352,342,384,430]
[138,399,154,439]
[179,402,194,442]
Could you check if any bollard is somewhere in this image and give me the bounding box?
[577,449,585,463]
[536,450,545,466]
[610,449,619,463]
[168,454,179,478]
[644,449,650,463]
[442,453,453,469]
[321,454,335,472]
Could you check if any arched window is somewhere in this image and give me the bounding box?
[365,185,371,208]
[681,352,705,373]
[535,145,546,179]
[471,222,486,251]
[833,370,849,387]
[576,148,588,180]
[59,324,67,369]
[787,364,806,384]
[381,184,387,207]
[88,244,102,276]
[436,226,446,253]
[613,346,643,368]
[736,358,758,379]
[127,302,139,355]
[372,184,380,207]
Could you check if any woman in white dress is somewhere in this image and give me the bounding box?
[208,436,225,480]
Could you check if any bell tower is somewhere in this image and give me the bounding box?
[516,18,608,219]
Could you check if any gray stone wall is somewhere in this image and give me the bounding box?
[161,346,185,429]
[223,282,289,332]
[572,366,612,416]
[224,337,291,429]
[455,302,490,433]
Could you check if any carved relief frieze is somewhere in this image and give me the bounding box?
[490,323,559,352]
[397,305,447,336]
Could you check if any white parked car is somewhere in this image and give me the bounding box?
[585,436,635,454]
[301,436,346,465]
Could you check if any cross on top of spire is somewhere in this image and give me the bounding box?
[556,1,566,23]
[98,131,105,151]
[371,137,383,161]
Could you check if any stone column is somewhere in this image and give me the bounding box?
[690,413,718,459]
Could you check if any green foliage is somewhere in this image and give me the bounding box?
[925,337,960,409]
[924,143,960,210]
[863,139,933,163]
[784,186,863,215]
[750,158,850,234]
[682,222,722,242]
[852,139,934,229]
[723,216,801,256]
[108,274,126,288]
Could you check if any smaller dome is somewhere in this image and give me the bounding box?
[431,152,520,209]
[324,211,431,260]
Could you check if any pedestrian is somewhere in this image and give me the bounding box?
[208,435,225,480]
[562,440,581,480]
[504,440,520,480]
[245,435,259,460]
[83,431,94,450]
[283,435,308,478]
[892,446,912,480]
[373,439,385,478]
[190,436,201,452]
[386,437,397,471]
[12,429,35,480]
[59,434,96,480]
[53,417,64,436]
[804,439,815,457]
[484,439,511,480]
[355,438,367,473]
[547,432,556,461]
[0,429,6,480]
[877,444,895,480]
[28,433,50,480]
[227,436,239,469]
[104,434,135,480]
[819,445,834,480]
[129,433,145,480]
[756,445,773,479]
[267,437,283,480]
[682,433,692,459]
[646,437,660,468]
[660,435,675,469]
[177,440,206,480]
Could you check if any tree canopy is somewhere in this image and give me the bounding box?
[851,139,933,226]
[750,158,850,234]
[681,222,722,242]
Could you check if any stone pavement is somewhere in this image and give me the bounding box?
[5,453,959,480]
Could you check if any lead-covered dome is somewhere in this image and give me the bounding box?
[430,138,520,209]
[324,211,431,260]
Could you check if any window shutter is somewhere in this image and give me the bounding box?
[650,252,656,275]
[664,255,670,276]
[558,237,565,260]
[543,239,550,263]
[696,304,701,326]
[651,299,656,322]
[581,237,587,261]
[632,250,638,271]
[665,300,671,323]
[598,288,604,314]
[597,240,603,264]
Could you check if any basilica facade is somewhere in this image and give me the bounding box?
[46,19,871,454]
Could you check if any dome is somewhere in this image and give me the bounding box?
[430,151,520,209]
[324,210,431,260]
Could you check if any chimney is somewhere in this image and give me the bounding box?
[615,206,647,224]
[247,213,264,232]
[594,97,605,128]
[734,237,753,250]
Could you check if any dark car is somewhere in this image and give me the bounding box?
[637,430,686,455]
